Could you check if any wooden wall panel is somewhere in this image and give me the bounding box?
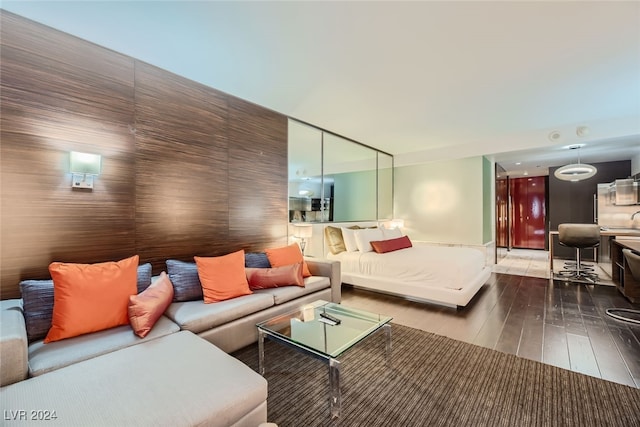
[0,11,290,297]
[227,98,289,251]
[134,62,230,270]
[1,12,136,299]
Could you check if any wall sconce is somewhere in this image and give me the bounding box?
[70,151,101,189]
[292,224,313,255]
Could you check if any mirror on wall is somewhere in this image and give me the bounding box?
[378,152,394,220]
[288,119,393,222]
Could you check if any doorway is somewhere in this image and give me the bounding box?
[496,176,548,251]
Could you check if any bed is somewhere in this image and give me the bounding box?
[324,225,491,308]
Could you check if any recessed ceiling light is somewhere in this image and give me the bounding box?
[515,162,522,166]
[576,126,590,137]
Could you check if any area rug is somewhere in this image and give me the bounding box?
[233,324,640,426]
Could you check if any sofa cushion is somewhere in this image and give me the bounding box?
[128,272,175,338]
[135,262,153,293]
[253,275,331,305]
[246,263,304,289]
[3,331,268,427]
[28,316,179,377]
[19,263,152,343]
[18,279,54,343]
[245,252,271,268]
[165,293,274,334]
[166,259,203,302]
[195,251,252,303]
[45,255,139,343]
[265,243,311,277]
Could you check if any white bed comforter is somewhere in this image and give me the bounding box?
[328,243,486,291]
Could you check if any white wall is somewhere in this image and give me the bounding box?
[394,157,486,245]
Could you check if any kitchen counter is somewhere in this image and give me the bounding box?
[611,239,640,302]
[549,228,640,274]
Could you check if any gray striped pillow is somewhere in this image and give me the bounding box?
[166,259,203,302]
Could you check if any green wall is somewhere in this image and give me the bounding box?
[394,156,489,245]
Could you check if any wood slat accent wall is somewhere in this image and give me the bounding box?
[227,97,289,251]
[0,11,288,298]
[134,62,231,271]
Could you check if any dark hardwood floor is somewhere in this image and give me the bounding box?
[341,272,640,388]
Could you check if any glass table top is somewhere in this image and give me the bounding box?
[257,300,392,358]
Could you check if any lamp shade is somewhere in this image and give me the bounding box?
[292,224,313,239]
[70,151,101,175]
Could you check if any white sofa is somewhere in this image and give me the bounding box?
[0,257,340,426]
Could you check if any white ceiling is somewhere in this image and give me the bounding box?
[3,1,640,175]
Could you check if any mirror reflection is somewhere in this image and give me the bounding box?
[288,119,393,222]
[378,152,394,220]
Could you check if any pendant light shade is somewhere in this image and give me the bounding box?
[554,163,597,181]
[554,145,597,182]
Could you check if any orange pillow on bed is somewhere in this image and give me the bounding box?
[195,250,252,303]
[265,243,311,277]
[45,255,139,343]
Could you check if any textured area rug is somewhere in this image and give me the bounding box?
[233,324,640,427]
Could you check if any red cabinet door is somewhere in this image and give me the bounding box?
[510,177,546,249]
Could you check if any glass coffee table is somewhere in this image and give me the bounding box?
[257,300,392,419]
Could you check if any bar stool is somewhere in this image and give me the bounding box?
[556,223,600,283]
[606,249,640,324]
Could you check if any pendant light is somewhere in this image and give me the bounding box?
[554,144,597,182]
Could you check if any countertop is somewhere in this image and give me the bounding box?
[598,228,640,237]
[549,228,640,237]
[549,228,640,273]
[613,239,640,252]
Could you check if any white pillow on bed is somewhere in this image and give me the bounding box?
[381,226,403,240]
[354,228,385,252]
[341,228,359,252]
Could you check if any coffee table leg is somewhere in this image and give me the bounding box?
[329,358,341,418]
[258,329,265,375]
[384,324,392,368]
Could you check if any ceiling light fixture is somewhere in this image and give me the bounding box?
[576,126,590,137]
[554,144,597,182]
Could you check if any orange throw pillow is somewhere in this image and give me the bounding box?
[195,250,252,303]
[265,243,311,277]
[44,255,139,343]
[246,263,305,290]
[128,271,174,338]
